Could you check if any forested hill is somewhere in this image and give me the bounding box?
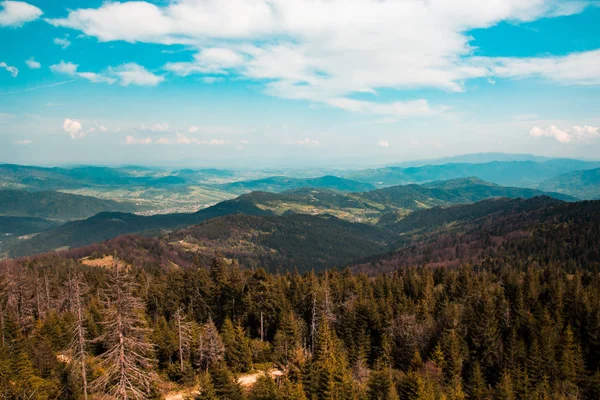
[5,197,274,258]
[355,197,600,273]
[0,189,136,220]
[2,178,579,258]
[17,196,599,278]
[2,197,600,398]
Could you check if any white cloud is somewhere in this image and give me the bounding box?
[475,50,600,86]
[45,0,596,117]
[50,61,159,86]
[529,124,599,143]
[25,57,40,69]
[138,123,170,133]
[125,135,152,145]
[0,1,42,27]
[14,139,32,145]
[327,98,436,118]
[63,118,84,139]
[109,63,163,86]
[175,133,231,145]
[53,37,71,49]
[165,47,245,76]
[377,140,390,148]
[156,137,171,144]
[50,60,78,75]
[99,125,107,132]
[77,72,116,84]
[0,61,18,77]
[240,139,249,145]
[287,137,319,146]
[188,126,199,133]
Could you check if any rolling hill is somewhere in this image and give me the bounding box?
[0,189,136,220]
[4,197,274,257]
[537,167,600,199]
[3,177,579,257]
[220,175,376,193]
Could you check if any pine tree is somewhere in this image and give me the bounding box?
[222,318,252,373]
[248,374,279,400]
[495,370,516,400]
[91,267,155,400]
[366,359,399,400]
[195,372,217,400]
[467,361,489,400]
[210,362,243,400]
[557,325,584,397]
[65,273,89,400]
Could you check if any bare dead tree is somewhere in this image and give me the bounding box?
[91,267,155,400]
[196,318,224,372]
[65,273,89,400]
[174,308,193,373]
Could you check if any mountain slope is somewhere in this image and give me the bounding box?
[354,196,599,273]
[221,175,376,193]
[167,213,390,271]
[0,189,136,220]
[0,216,59,236]
[537,167,600,199]
[5,197,274,257]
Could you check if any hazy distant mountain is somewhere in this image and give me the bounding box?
[221,175,376,193]
[0,190,136,220]
[538,167,600,199]
[396,152,555,166]
[345,160,600,187]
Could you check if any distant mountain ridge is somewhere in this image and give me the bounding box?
[3,177,577,258]
[220,175,376,193]
[344,160,600,187]
[538,167,600,199]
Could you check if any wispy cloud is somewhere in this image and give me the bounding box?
[0,79,74,95]
[0,61,18,77]
[50,61,162,86]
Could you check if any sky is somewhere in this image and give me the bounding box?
[0,0,599,168]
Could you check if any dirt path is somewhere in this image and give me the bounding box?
[237,368,284,388]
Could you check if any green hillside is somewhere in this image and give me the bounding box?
[538,167,600,199]
[0,189,136,220]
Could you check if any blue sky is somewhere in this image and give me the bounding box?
[0,0,599,167]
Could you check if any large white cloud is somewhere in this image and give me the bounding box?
[0,1,42,27]
[530,124,599,143]
[46,0,596,117]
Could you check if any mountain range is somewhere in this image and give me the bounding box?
[1,177,579,258]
